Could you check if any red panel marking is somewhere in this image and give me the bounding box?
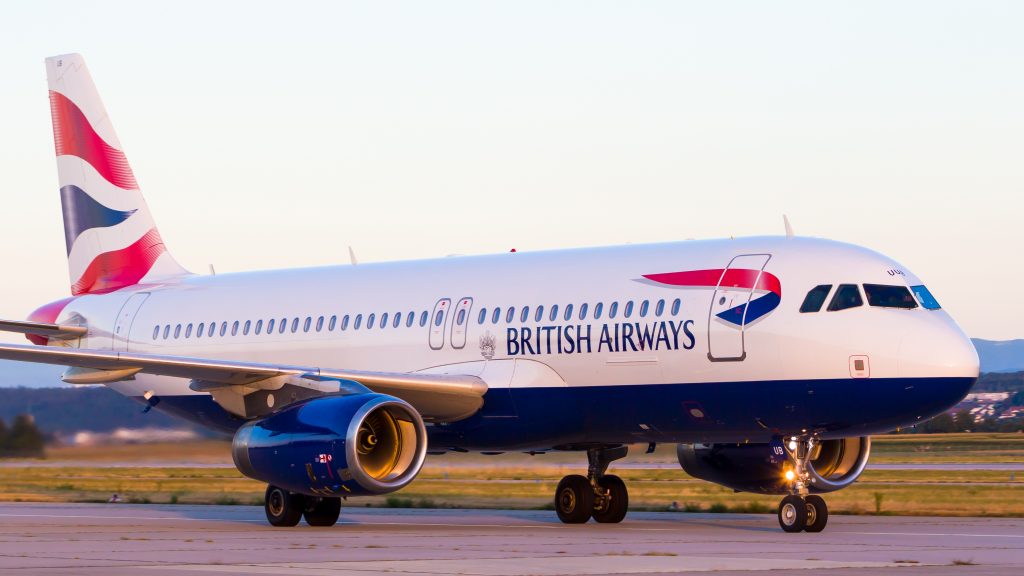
[49,90,138,190]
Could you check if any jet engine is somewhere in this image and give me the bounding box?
[677,436,871,494]
[232,393,427,496]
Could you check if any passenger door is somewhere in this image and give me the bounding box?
[707,254,771,361]
[428,298,451,350]
[450,297,473,349]
[113,293,149,351]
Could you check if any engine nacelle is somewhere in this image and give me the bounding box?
[232,393,427,497]
[677,436,871,495]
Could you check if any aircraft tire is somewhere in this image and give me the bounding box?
[592,475,628,524]
[303,496,342,527]
[555,475,594,524]
[265,485,304,527]
[778,495,807,533]
[803,495,828,533]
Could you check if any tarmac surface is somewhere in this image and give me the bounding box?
[0,503,1022,575]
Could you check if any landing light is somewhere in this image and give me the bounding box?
[784,470,795,481]
[788,440,797,451]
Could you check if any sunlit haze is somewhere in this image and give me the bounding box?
[0,1,1020,340]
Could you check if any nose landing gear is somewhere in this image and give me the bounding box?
[777,436,829,533]
[554,446,629,524]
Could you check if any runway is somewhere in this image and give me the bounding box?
[1,503,1022,575]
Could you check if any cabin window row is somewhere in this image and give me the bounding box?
[474,298,683,327]
[151,310,434,341]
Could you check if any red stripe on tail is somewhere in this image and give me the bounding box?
[49,90,139,190]
[71,228,167,295]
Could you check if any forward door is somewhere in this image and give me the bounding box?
[707,254,771,361]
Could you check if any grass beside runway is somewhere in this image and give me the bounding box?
[1,433,1022,516]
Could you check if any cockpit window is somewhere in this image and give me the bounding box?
[911,285,941,310]
[800,284,832,313]
[864,284,918,309]
[827,284,863,311]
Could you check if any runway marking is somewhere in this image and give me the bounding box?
[141,555,908,575]
[849,531,1024,539]
[0,512,561,530]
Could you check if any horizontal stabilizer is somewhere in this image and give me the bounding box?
[0,319,87,340]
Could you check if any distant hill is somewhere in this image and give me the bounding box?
[0,387,201,436]
[972,339,1024,373]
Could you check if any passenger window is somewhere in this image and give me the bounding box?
[521,306,530,323]
[407,312,415,327]
[301,317,310,332]
[197,323,205,338]
[355,314,363,330]
[255,320,263,335]
[457,309,467,325]
[380,313,389,329]
[174,324,182,339]
[430,310,442,327]
[152,326,159,340]
[594,302,603,320]
[279,318,287,334]
[506,307,516,323]
[185,324,193,338]
[671,298,681,315]
[579,303,588,320]
[419,311,428,327]
[291,318,299,333]
[564,304,574,321]
[316,316,325,332]
[231,321,239,336]
[549,305,559,322]
[478,308,487,324]
[267,319,275,334]
[864,284,918,309]
[912,285,941,310]
[329,316,337,331]
[341,315,350,330]
[800,285,833,313]
[163,325,170,339]
[609,302,618,319]
[639,300,649,317]
[535,306,544,322]
[393,313,401,328]
[828,284,863,311]
[624,301,634,318]
[492,308,501,324]
[242,321,250,336]
[209,323,217,337]
[220,322,228,337]
[369,313,377,329]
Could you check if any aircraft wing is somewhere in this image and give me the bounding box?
[0,342,487,422]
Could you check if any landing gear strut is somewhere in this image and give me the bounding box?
[554,446,629,524]
[264,485,341,527]
[777,436,829,533]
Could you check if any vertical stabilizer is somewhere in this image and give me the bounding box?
[45,54,188,295]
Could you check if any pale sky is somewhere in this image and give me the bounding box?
[0,1,1020,340]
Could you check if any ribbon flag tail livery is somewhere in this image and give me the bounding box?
[0,54,978,532]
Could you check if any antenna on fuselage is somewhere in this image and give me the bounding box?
[208,264,216,275]
[783,215,794,238]
[348,246,359,266]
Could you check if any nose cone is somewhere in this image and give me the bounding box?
[896,313,978,424]
[899,315,980,379]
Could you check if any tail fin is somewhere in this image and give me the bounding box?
[45,54,188,295]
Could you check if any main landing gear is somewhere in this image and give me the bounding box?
[555,446,629,524]
[264,485,341,527]
[777,437,828,533]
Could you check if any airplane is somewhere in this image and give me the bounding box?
[0,54,978,533]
